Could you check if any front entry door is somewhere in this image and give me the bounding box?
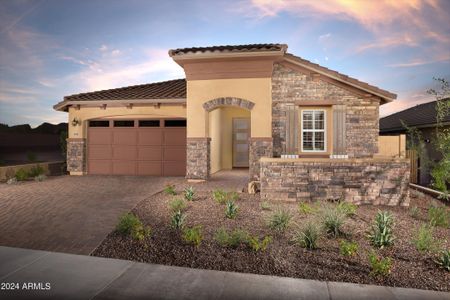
[232,118,250,167]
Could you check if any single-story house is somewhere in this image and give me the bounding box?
[380,99,450,186]
[54,43,410,205]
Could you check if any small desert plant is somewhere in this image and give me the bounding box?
[339,240,359,257]
[368,251,392,277]
[293,222,320,250]
[213,189,227,204]
[321,206,346,237]
[409,206,420,219]
[214,228,249,248]
[337,202,357,216]
[28,165,45,177]
[247,235,272,252]
[6,178,17,185]
[34,174,47,182]
[298,202,316,214]
[367,211,395,248]
[170,210,186,230]
[26,151,37,162]
[169,198,187,213]
[228,191,239,201]
[428,206,449,228]
[268,209,292,233]
[164,184,177,195]
[225,200,238,219]
[260,201,271,210]
[14,168,29,181]
[435,250,450,272]
[182,226,203,247]
[116,213,151,240]
[184,186,195,201]
[413,223,439,253]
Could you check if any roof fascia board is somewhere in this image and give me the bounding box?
[53,98,186,111]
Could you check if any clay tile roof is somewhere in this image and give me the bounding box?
[380,99,450,132]
[63,79,186,101]
[169,43,287,56]
[284,53,397,102]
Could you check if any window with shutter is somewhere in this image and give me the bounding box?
[284,104,298,155]
[332,105,347,158]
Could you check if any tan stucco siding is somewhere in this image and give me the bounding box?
[187,78,272,138]
[68,105,186,138]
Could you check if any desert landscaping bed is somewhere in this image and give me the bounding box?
[92,187,450,292]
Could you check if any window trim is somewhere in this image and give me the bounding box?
[300,109,327,153]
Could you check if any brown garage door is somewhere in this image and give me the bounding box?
[87,119,186,176]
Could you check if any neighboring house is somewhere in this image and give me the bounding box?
[380,100,450,186]
[54,44,410,205]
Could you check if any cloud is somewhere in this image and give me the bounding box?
[387,56,450,68]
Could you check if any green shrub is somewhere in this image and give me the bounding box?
[164,184,177,195]
[28,165,45,177]
[436,250,450,272]
[413,223,439,253]
[182,226,203,247]
[260,201,271,210]
[213,189,227,204]
[214,228,249,248]
[116,213,151,240]
[15,168,29,181]
[184,186,195,201]
[225,200,238,219]
[268,209,292,233]
[293,222,320,250]
[34,174,47,182]
[26,151,37,162]
[169,198,187,213]
[298,202,316,214]
[337,202,357,216]
[367,211,395,249]
[368,251,392,277]
[409,206,420,219]
[339,240,358,257]
[228,191,239,201]
[321,206,346,238]
[170,210,186,230]
[247,235,272,252]
[428,206,449,227]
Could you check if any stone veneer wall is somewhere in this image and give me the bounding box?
[260,158,410,206]
[186,138,210,180]
[272,63,380,158]
[249,138,273,181]
[67,138,86,173]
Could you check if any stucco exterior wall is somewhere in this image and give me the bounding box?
[68,105,187,139]
[187,78,272,138]
[272,63,380,158]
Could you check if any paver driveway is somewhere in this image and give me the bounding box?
[0,175,184,255]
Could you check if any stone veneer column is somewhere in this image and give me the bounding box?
[66,138,86,174]
[186,138,210,180]
[249,137,273,181]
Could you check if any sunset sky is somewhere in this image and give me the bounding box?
[1,0,449,127]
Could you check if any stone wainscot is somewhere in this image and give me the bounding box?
[260,157,410,206]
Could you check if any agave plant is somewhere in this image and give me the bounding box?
[184,186,195,201]
[225,200,238,219]
[367,210,395,248]
[436,250,450,272]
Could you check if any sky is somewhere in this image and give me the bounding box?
[0,0,449,127]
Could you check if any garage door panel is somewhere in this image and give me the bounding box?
[164,147,186,161]
[113,146,137,160]
[89,129,112,145]
[138,161,162,175]
[164,129,186,146]
[88,145,112,160]
[163,162,186,176]
[89,160,111,175]
[138,147,162,160]
[113,130,137,145]
[112,161,136,175]
[138,130,163,145]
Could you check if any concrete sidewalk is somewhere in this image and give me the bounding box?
[0,246,448,300]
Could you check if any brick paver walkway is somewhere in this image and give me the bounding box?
[0,175,183,254]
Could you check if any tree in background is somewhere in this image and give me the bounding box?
[60,130,68,173]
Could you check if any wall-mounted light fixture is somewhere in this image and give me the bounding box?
[71,117,82,127]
